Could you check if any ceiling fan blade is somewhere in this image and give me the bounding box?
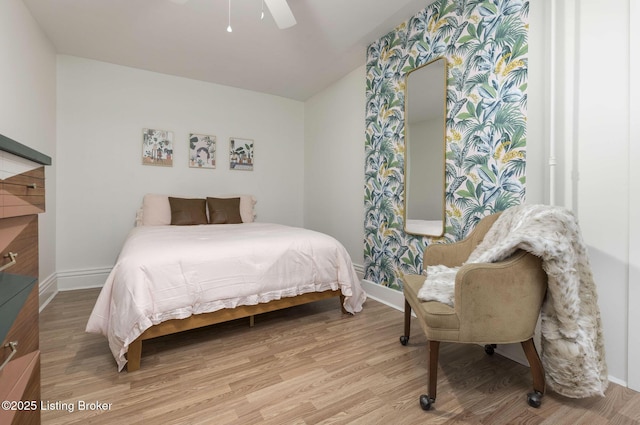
[264,0,296,29]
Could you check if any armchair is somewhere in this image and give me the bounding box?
[400,213,548,410]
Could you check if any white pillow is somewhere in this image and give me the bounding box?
[140,194,256,226]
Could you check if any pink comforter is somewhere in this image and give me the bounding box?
[86,223,366,370]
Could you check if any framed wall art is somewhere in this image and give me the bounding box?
[189,133,216,168]
[229,137,254,171]
[142,128,173,167]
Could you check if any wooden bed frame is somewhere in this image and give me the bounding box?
[126,289,346,372]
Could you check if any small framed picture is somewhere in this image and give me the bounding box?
[142,128,173,166]
[189,133,216,168]
[229,137,254,171]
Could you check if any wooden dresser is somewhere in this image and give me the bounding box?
[0,134,51,425]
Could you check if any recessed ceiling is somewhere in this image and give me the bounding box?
[23,0,429,101]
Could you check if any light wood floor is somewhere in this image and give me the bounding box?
[40,289,640,425]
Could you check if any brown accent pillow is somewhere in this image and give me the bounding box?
[206,197,242,224]
[168,197,208,225]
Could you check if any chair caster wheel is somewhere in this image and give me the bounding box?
[400,335,409,346]
[527,391,543,408]
[484,344,496,355]
[419,394,434,411]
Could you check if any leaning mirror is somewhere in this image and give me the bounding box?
[404,57,447,237]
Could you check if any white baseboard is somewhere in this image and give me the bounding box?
[360,278,405,311]
[494,344,528,366]
[57,267,112,291]
[352,263,364,280]
[354,265,406,307]
[609,375,627,387]
[352,265,404,311]
[39,272,58,312]
[37,267,109,311]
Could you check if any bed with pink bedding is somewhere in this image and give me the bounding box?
[86,211,366,371]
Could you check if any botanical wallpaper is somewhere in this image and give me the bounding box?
[364,0,529,289]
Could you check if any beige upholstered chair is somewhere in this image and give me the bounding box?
[400,213,548,410]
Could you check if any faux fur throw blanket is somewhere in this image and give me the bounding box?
[418,204,608,398]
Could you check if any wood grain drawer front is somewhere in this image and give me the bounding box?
[1,283,39,366]
[0,166,45,219]
[0,215,38,278]
[0,350,40,425]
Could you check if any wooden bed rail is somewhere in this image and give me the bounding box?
[126,290,346,372]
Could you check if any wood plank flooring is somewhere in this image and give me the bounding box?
[39,289,640,424]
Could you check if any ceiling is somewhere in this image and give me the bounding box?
[23,0,429,101]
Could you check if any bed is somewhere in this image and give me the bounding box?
[86,194,366,371]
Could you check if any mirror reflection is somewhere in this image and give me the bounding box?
[404,58,447,237]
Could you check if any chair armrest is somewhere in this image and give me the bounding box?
[423,212,502,268]
[453,250,548,343]
[424,239,474,267]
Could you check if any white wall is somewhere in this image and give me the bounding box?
[0,0,57,290]
[525,0,547,206]
[629,0,640,393]
[571,0,630,386]
[627,1,640,391]
[533,0,633,387]
[56,55,304,287]
[303,65,366,267]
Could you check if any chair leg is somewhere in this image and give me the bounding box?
[399,299,411,346]
[420,339,440,410]
[521,338,545,408]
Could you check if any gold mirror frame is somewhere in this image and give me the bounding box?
[403,57,447,237]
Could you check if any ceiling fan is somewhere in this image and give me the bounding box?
[169,0,297,30]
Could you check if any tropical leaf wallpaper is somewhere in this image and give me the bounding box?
[364,0,529,289]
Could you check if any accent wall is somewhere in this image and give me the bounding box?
[364,0,529,288]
